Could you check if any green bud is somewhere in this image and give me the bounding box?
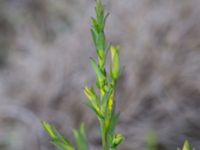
[84,87,97,101]
[182,140,192,150]
[110,46,120,80]
[84,86,99,109]
[111,133,124,148]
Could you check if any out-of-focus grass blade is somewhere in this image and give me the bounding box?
[73,123,89,150]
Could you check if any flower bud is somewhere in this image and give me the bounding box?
[110,46,120,80]
[183,140,192,150]
[111,133,124,148]
[108,93,114,112]
[84,86,97,103]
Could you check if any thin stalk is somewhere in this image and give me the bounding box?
[100,120,108,150]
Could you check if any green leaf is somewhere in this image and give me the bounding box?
[51,140,74,150]
[91,28,98,47]
[107,113,119,138]
[95,0,105,29]
[42,121,74,150]
[86,101,104,120]
[73,123,89,150]
[42,121,57,139]
[101,13,109,30]
[90,58,105,88]
[91,18,99,33]
[96,32,106,58]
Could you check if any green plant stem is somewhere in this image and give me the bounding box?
[99,90,109,150]
[99,82,116,150]
[100,121,108,150]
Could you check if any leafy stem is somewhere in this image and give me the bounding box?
[42,0,124,150]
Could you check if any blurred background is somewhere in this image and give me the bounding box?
[0,0,200,150]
